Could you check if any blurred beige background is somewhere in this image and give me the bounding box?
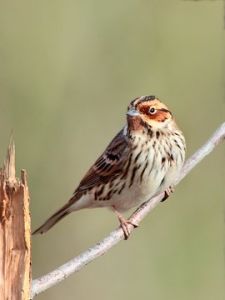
[0,0,225,299]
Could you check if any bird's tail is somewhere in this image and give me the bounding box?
[32,202,72,235]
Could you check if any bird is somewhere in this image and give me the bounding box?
[33,95,186,239]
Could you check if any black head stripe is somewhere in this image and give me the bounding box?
[142,95,156,101]
[129,97,140,107]
[130,95,157,108]
[138,95,156,104]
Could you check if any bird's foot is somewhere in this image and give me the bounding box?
[112,207,138,240]
[161,185,175,202]
[120,217,138,240]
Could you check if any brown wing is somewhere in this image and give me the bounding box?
[74,128,130,194]
[32,128,129,235]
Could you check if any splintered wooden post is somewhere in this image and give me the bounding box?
[0,140,31,300]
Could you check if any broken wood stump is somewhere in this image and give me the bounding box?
[0,140,31,300]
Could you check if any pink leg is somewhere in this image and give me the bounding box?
[112,207,138,240]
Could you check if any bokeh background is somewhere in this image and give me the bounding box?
[0,0,225,299]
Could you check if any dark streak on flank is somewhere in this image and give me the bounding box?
[144,151,149,161]
[174,139,181,150]
[160,177,165,187]
[134,151,142,163]
[115,181,121,187]
[129,165,140,187]
[109,180,114,189]
[140,160,149,183]
[180,150,185,162]
[105,189,113,200]
[156,131,160,139]
[121,153,132,179]
[118,182,126,194]
[97,184,105,197]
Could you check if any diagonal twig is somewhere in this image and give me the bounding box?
[31,122,225,299]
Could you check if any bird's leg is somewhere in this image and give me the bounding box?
[161,185,175,202]
[112,207,138,240]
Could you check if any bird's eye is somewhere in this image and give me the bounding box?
[149,107,156,114]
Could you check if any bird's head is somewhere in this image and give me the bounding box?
[127,95,174,131]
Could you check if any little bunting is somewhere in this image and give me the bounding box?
[33,95,186,239]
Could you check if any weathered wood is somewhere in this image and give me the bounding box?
[0,140,31,300]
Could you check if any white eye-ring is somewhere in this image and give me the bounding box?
[149,107,157,114]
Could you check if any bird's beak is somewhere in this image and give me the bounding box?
[127,107,139,117]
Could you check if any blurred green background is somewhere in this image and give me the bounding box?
[0,0,225,299]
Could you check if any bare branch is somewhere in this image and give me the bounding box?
[31,122,225,299]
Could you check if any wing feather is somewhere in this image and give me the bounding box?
[74,128,129,193]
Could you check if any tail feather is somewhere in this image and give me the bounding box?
[32,203,71,235]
